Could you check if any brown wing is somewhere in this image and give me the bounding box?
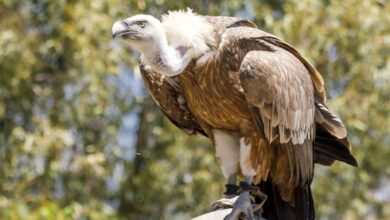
[261,36,356,167]
[216,26,356,185]
[239,49,315,186]
[216,27,316,185]
[139,62,206,136]
[260,36,356,167]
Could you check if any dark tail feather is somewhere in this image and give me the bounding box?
[259,179,314,220]
[314,124,358,167]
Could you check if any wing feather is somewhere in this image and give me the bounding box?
[315,100,347,139]
[139,62,206,136]
[217,27,317,185]
[261,36,326,102]
[217,26,356,175]
[240,49,316,145]
[216,25,357,185]
[239,49,315,185]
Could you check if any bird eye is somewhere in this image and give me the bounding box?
[137,21,145,28]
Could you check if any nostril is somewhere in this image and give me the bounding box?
[122,20,129,27]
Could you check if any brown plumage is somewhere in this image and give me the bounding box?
[112,11,357,220]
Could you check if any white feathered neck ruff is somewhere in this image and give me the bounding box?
[162,8,217,58]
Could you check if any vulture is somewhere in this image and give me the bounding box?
[112,9,357,220]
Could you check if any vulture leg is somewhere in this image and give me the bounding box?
[211,130,241,210]
[224,138,260,220]
[211,175,239,210]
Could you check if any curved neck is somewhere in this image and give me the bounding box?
[141,36,191,77]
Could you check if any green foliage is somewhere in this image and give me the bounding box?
[0,0,389,219]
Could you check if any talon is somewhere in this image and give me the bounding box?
[223,191,254,220]
[211,183,241,211]
[252,188,267,213]
[211,196,238,210]
[223,182,268,220]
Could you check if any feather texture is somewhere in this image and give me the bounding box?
[238,48,315,186]
[314,123,357,166]
[315,100,347,140]
[260,179,315,220]
[133,13,357,213]
[162,8,217,57]
[139,62,207,136]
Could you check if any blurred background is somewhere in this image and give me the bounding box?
[0,0,389,219]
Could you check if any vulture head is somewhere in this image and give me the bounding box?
[112,15,165,52]
[112,10,216,77]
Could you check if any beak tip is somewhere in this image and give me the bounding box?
[112,20,125,40]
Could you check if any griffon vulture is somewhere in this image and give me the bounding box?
[112,9,357,220]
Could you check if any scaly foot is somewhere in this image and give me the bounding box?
[211,195,238,210]
[223,191,254,220]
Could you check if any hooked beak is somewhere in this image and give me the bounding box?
[112,20,134,39]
